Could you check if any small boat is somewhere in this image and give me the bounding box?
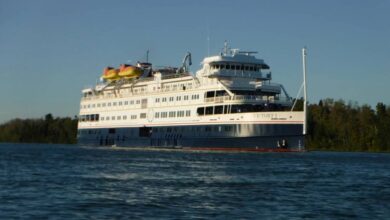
[102,67,119,81]
[118,64,143,79]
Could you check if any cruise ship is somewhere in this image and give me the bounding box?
[77,43,307,151]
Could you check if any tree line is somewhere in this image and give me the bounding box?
[306,99,390,152]
[0,114,78,144]
[0,99,389,151]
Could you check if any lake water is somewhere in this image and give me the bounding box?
[0,143,389,219]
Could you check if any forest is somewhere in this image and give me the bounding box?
[0,114,78,144]
[0,99,389,152]
[306,99,390,152]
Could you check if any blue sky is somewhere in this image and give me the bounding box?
[0,0,389,122]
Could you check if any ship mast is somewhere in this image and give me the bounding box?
[302,47,308,135]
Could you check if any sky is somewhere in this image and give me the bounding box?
[0,0,389,122]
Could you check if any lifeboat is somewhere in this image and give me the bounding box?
[118,64,143,79]
[102,67,119,81]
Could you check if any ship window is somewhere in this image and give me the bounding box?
[197,107,205,116]
[140,113,146,119]
[119,102,122,106]
[244,66,249,71]
[108,103,111,107]
[184,95,188,100]
[215,105,223,114]
[106,116,109,120]
[169,111,176,118]
[156,98,160,103]
[169,97,174,102]
[113,102,117,106]
[123,115,127,120]
[130,100,134,105]
[249,66,254,71]
[162,98,167,102]
[125,101,128,105]
[231,65,235,70]
[155,112,160,118]
[136,100,140,104]
[226,64,230,70]
[176,96,181,101]
[97,103,101,107]
[216,64,220,69]
[161,112,167,118]
[131,115,137,119]
[112,116,115,120]
[186,110,191,117]
[205,106,213,115]
[220,64,225,69]
[117,116,121,120]
[224,105,229,114]
[177,111,184,117]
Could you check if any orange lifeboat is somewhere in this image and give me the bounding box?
[102,67,119,81]
[118,64,143,79]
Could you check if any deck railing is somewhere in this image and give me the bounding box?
[204,95,291,104]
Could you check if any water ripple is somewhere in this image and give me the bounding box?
[0,144,389,219]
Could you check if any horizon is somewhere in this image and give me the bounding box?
[1,0,389,123]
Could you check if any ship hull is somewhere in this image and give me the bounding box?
[77,123,304,151]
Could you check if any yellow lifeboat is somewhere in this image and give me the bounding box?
[102,67,119,81]
[118,64,143,79]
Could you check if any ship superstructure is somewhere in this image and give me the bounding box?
[77,43,305,151]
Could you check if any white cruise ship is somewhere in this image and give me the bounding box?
[77,43,306,151]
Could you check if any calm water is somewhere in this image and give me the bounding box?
[0,143,389,219]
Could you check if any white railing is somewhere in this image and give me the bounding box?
[204,95,291,104]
